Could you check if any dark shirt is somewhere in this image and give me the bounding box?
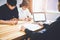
[44,17,60,40]
[0,4,19,20]
[25,17,60,40]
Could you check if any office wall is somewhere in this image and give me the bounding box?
[32,0,58,12]
[46,13,60,21]
[46,0,58,12]
[32,0,46,12]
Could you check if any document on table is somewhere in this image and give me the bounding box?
[23,23,42,31]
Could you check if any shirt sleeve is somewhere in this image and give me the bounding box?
[26,9,33,18]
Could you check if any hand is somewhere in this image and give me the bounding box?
[0,19,18,25]
[37,23,43,26]
[7,20,18,25]
[10,18,18,21]
[25,18,32,21]
[20,26,26,31]
[37,22,44,29]
[9,18,18,25]
[32,22,44,28]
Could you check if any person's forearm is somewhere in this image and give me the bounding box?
[10,18,18,21]
[25,29,43,38]
[25,29,35,35]
[0,20,10,24]
[0,20,18,25]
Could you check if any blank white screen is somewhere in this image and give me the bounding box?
[33,13,46,22]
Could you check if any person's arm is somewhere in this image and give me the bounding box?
[27,9,33,18]
[24,9,33,21]
[0,18,18,25]
[21,26,43,39]
[21,26,35,36]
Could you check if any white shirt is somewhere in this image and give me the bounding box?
[18,8,33,19]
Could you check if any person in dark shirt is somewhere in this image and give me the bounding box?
[21,16,60,40]
[0,0,19,25]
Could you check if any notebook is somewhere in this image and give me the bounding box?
[23,23,42,31]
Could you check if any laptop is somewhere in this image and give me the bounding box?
[33,12,46,22]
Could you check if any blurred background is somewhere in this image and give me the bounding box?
[0,0,60,21]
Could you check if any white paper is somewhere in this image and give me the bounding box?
[23,23,41,31]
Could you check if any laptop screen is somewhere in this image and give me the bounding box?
[33,13,46,22]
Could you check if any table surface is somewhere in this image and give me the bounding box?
[0,21,43,40]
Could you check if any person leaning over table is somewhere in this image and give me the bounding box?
[0,0,19,25]
[18,0,33,21]
[20,22,50,40]
[21,16,60,40]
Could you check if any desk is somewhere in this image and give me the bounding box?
[0,21,43,40]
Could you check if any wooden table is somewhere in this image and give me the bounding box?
[0,21,43,40]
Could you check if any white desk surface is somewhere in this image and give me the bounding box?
[0,21,43,40]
